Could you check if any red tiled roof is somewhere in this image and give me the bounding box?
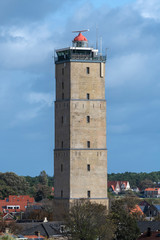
[108,181,129,189]
[144,188,160,191]
[130,205,144,215]
[0,195,34,213]
[111,185,115,191]
[108,181,118,189]
[24,235,45,239]
[138,231,160,239]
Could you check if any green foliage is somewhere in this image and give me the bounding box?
[34,185,51,202]
[0,171,54,201]
[108,171,160,189]
[0,172,29,198]
[0,236,15,240]
[138,179,154,190]
[48,176,54,187]
[0,221,22,235]
[24,175,40,187]
[66,198,140,240]
[39,170,48,186]
[109,198,140,240]
[66,200,115,240]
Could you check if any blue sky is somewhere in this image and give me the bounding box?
[0,0,160,176]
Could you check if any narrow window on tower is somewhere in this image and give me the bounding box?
[87,93,90,100]
[87,190,91,198]
[62,93,64,99]
[61,116,63,124]
[62,82,64,89]
[87,116,90,123]
[87,141,90,148]
[61,190,63,198]
[62,68,64,75]
[61,141,63,148]
[86,67,90,74]
[61,164,63,172]
[87,164,90,171]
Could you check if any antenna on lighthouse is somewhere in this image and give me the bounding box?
[96,24,98,50]
[100,37,102,56]
[72,29,89,33]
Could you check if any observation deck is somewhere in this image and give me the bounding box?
[55,47,106,63]
[55,32,106,64]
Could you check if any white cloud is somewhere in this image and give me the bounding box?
[16,107,42,121]
[134,0,160,21]
[109,123,130,134]
[0,24,54,69]
[26,92,53,107]
[108,53,148,88]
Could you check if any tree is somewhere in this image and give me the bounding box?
[0,172,29,198]
[109,199,140,240]
[108,171,160,189]
[66,200,115,240]
[34,184,51,202]
[39,171,48,186]
[0,236,15,240]
[25,208,53,221]
[139,179,154,190]
[0,219,22,235]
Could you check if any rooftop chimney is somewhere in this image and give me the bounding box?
[35,231,41,237]
[5,228,9,234]
[147,227,152,237]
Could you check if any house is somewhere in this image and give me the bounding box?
[137,221,160,239]
[108,181,131,194]
[137,230,160,239]
[17,221,67,239]
[2,213,15,222]
[22,234,45,240]
[139,200,151,207]
[130,205,144,218]
[0,195,34,214]
[0,228,17,239]
[26,202,43,211]
[145,204,160,218]
[144,188,160,198]
[138,200,151,215]
[132,187,140,193]
[137,221,160,233]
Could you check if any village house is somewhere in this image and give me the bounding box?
[138,200,151,216]
[145,204,160,219]
[137,221,160,239]
[1,212,15,222]
[16,222,67,239]
[0,195,34,214]
[108,181,131,194]
[144,188,160,198]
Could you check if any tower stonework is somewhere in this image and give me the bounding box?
[54,32,108,207]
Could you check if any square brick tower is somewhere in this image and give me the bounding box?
[54,31,108,207]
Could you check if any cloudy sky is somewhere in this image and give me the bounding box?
[0,0,160,176]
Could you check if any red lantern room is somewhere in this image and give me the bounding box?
[72,31,88,47]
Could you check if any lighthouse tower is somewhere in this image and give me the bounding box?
[54,31,108,207]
